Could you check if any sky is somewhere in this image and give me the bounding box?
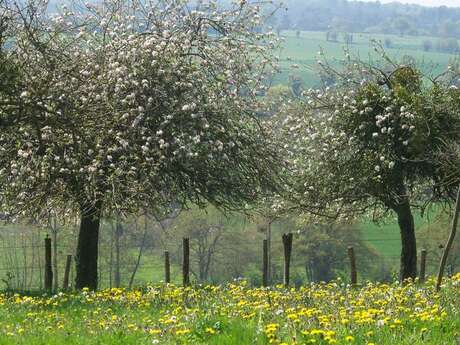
[358,0,460,7]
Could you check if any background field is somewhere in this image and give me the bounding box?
[275,30,457,87]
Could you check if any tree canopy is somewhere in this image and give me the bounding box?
[0,0,282,289]
[272,50,460,280]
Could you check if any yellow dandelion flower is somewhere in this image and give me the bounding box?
[205,327,216,334]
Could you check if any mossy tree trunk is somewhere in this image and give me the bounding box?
[393,199,417,281]
[75,204,102,290]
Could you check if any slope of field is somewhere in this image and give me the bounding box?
[276,30,457,87]
[359,209,436,256]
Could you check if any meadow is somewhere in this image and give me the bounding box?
[276,30,458,87]
[0,276,459,345]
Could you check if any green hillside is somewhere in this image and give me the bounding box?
[275,30,458,87]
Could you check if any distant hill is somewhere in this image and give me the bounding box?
[271,0,460,39]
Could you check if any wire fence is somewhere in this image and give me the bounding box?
[0,233,448,292]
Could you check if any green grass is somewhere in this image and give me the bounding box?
[1,278,460,344]
[134,255,179,284]
[359,213,427,258]
[276,30,458,87]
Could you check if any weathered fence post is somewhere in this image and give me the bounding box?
[182,238,190,286]
[63,254,72,290]
[282,233,293,287]
[164,251,171,284]
[44,235,53,292]
[419,249,427,283]
[263,239,269,287]
[347,246,357,287]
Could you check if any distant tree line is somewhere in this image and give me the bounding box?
[269,0,460,39]
[422,38,460,53]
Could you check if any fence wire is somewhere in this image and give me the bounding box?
[0,236,447,291]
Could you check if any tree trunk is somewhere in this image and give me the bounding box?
[198,256,206,282]
[204,250,213,282]
[52,217,58,291]
[37,229,43,289]
[21,232,28,291]
[30,232,36,289]
[394,200,417,281]
[114,220,122,288]
[266,220,272,284]
[109,220,114,288]
[75,204,102,290]
[182,238,190,286]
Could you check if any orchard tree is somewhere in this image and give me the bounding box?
[0,0,9,45]
[273,52,460,281]
[0,0,282,289]
[0,0,17,122]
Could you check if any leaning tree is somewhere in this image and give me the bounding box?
[273,52,460,281]
[0,0,282,289]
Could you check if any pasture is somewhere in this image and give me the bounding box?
[276,30,458,87]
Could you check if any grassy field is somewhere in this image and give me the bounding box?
[359,208,437,258]
[1,276,459,344]
[276,30,458,87]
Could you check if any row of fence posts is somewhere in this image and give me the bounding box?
[346,246,429,286]
[42,234,430,291]
[172,235,429,287]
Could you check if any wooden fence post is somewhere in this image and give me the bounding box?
[164,251,171,284]
[347,246,357,287]
[182,238,190,286]
[419,249,427,283]
[63,254,72,290]
[44,235,53,292]
[263,239,269,287]
[282,233,293,287]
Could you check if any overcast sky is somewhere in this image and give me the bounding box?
[358,0,460,7]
